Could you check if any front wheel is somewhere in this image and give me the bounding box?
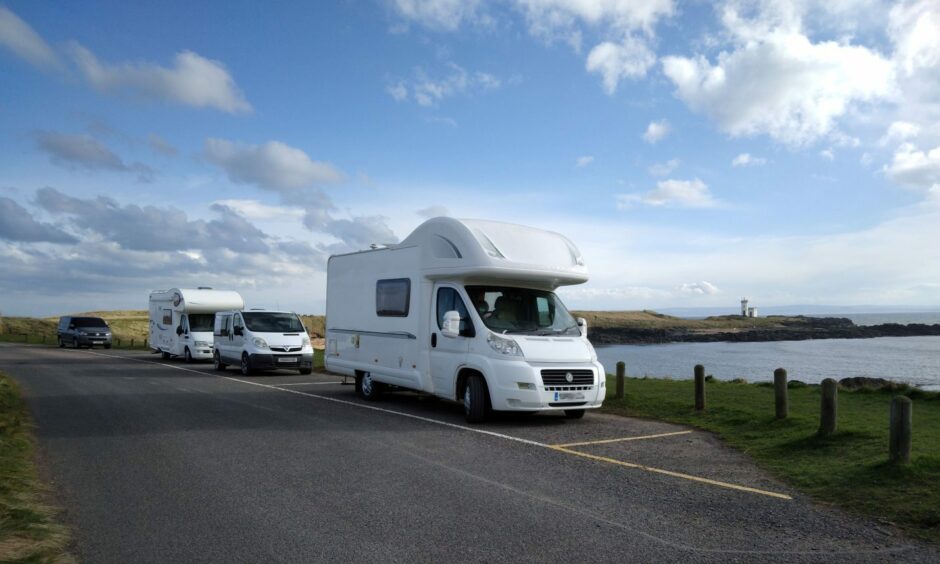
[57,337,64,348]
[213,351,227,371]
[161,351,171,360]
[72,337,79,349]
[356,372,383,401]
[299,367,312,375]
[104,344,112,349]
[184,347,193,363]
[240,353,254,376]
[464,374,489,423]
[564,409,586,419]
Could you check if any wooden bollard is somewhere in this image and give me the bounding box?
[131,338,135,348]
[889,396,912,464]
[615,361,625,399]
[819,378,838,436]
[694,364,705,411]
[774,368,788,419]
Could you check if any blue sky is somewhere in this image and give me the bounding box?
[1,0,939,316]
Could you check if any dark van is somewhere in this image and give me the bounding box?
[57,316,113,349]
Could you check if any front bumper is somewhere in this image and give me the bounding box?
[477,358,607,411]
[76,334,112,347]
[248,352,314,370]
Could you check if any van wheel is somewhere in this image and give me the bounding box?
[564,409,586,419]
[184,347,193,363]
[356,372,383,401]
[213,351,227,371]
[57,337,64,348]
[104,344,112,349]
[299,367,312,375]
[240,353,255,376]
[72,337,79,349]
[161,351,171,360]
[464,374,489,423]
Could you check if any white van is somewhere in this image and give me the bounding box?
[213,309,314,375]
[325,217,605,423]
[149,287,244,362]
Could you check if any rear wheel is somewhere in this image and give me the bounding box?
[161,350,171,360]
[240,353,254,376]
[213,351,227,371]
[184,347,193,363]
[564,409,586,419]
[356,372,383,401]
[463,374,489,424]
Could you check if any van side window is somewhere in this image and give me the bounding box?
[436,287,473,336]
[217,315,231,337]
[376,278,411,317]
[162,309,172,326]
[233,315,243,334]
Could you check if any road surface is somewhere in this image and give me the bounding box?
[1,343,935,563]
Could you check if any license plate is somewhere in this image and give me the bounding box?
[277,357,298,364]
[556,392,584,401]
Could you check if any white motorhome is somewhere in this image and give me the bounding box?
[149,287,244,362]
[325,217,605,423]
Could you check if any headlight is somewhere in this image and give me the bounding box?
[195,341,209,347]
[487,333,523,357]
[77,330,87,335]
[302,336,311,347]
[252,337,269,349]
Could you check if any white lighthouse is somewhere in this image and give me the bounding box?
[741,297,749,317]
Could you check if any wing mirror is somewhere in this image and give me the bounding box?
[576,317,587,337]
[441,311,461,338]
[233,327,243,336]
[176,326,184,336]
[68,324,75,330]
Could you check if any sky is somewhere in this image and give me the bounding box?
[1,0,939,316]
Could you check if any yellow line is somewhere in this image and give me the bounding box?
[548,446,793,500]
[553,430,693,448]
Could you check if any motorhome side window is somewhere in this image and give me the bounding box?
[376,278,410,317]
[436,287,472,335]
[162,309,172,326]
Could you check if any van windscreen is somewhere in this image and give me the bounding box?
[72,317,108,328]
[242,312,305,333]
[188,314,215,332]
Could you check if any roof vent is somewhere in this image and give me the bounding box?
[197,286,213,290]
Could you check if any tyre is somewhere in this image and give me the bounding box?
[72,337,79,349]
[213,351,227,371]
[299,367,312,375]
[564,409,586,419]
[184,347,193,363]
[240,353,255,376]
[104,344,112,349]
[161,350,171,360]
[57,337,64,348]
[463,374,489,423]
[355,372,383,401]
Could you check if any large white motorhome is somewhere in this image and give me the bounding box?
[325,217,605,423]
[149,287,245,362]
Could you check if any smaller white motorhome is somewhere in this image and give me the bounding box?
[325,217,606,423]
[149,287,244,361]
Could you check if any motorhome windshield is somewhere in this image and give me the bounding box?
[72,317,108,328]
[242,312,305,333]
[465,286,579,336]
[188,314,215,332]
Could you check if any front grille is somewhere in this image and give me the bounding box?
[549,401,587,407]
[540,369,594,386]
[270,346,303,353]
[544,385,593,392]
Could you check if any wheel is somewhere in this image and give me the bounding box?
[240,353,255,376]
[564,409,586,419]
[72,337,79,349]
[463,374,489,423]
[355,372,383,401]
[213,351,227,371]
[104,344,112,349]
[184,347,193,363]
[161,350,171,360]
[299,367,312,375]
[57,337,64,348]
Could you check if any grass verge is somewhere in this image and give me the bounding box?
[0,371,72,563]
[602,375,940,543]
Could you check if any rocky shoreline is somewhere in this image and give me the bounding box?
[588,316,940,345]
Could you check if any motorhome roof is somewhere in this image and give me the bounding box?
[332,217,589,287]
[149,288,245,313]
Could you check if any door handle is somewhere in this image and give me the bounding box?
[431,333,437,348]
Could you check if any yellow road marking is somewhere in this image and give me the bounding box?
[548,446,793,500]
[553,430,693,448]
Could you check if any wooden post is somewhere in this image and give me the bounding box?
[131,338,135,348]
[615,361,625,399]
[774,368,788,419]
[819,378,838,436]
[694,364,705,411]
[889,396,912,464]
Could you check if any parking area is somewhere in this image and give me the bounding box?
[2,342,935,562]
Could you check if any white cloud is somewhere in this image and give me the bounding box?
[890,0,940,77]
[880,120,920,145]
[884,142,940,189]
[417,205,450,218]
[0,5,58,68]
[642,119,670,143]
[648,158,679,176]
[211,199,304,222]
[575,155,594,167]
[69,43,251,113]
[585,36,656,94]
[203,138,342,191]
[731,153,766,167]
[515,0,674,45]
[388,63,501,106]
[678,280,720,296]
[35,131,154,182]
[618,178,717,208]
[820,148,835,161]
[147,134,177,157]
[662,26,893,145]
[390,0,488,31]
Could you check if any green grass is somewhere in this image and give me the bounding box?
[0,372,72,563]
[602,375,940,542]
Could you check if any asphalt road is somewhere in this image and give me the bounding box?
[1,342,937,563]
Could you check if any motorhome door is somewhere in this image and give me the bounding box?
[429,285,472,399]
